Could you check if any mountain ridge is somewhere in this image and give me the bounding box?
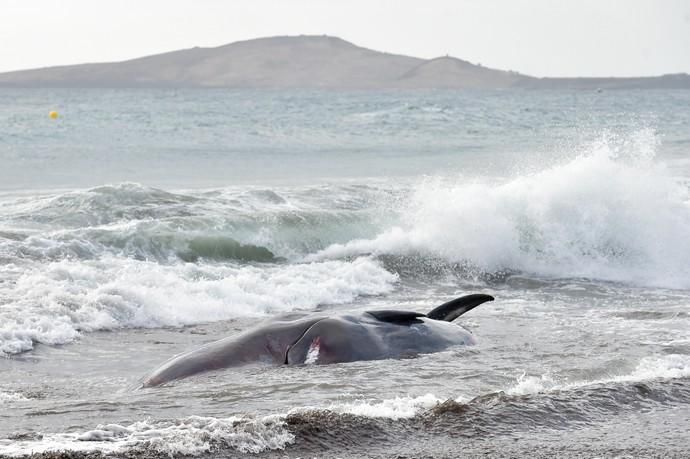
[0,35,688,89]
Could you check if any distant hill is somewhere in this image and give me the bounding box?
[395,56,527,89]
[0,35,688,89]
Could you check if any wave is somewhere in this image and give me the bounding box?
[290,354,690,422]
[0,183,201,228]
[310,130,690,289]
[292,393,444,420]
[180,236,278,262]
[0,415,293,457]
[0,256,397,355]
[5,130,688,290]
[2,365,687,458]
[5,230,281,264]
[284,379,690,457]
[0,182,397,263]
[506,353,690,396]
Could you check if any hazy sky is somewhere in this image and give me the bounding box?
[2,0,689,76]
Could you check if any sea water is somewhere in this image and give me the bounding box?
[0,89,689,458]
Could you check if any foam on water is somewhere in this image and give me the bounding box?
[507,354,690,396]
[292,354,690,420]
[0,415,293,457]
[312,130,690,288]
[0,256,396,355]
[0,391,28,404]
[292,393,444,420]
[2,354,688,457]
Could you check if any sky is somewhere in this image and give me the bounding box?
[1,0,689,77]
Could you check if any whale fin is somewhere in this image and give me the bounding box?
[427,294,494,322]
[367,310,425,325]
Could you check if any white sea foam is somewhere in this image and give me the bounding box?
[0,391,28,404]
[310,130,690,288]
[292,393,444,419]
[0,256,397,355]
[0,415,293,457]
[507,354,690,396]
[507,372,559,396]
[0,395,445,457]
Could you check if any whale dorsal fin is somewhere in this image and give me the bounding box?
[426,294,494,322]
[367,310,425,325]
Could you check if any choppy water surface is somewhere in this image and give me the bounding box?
[1,89,689,458]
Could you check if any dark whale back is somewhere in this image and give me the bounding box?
[285,313,477,365]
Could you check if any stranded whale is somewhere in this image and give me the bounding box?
[142,293,494,387]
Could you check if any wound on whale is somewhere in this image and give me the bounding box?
[142,293,494,387]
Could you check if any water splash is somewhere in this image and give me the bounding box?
[313,130,690,288]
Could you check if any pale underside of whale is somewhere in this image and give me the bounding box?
[142,294,494,387]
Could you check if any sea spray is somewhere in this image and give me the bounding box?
[312,130,690,288]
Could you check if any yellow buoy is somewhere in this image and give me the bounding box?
[49,111,59,119]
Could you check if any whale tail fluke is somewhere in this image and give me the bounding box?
[427,294,494,322]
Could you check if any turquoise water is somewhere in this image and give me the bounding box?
[1,89,689,458]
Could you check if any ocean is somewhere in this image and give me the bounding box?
[0,89,689,458]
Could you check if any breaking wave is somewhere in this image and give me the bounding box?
[3,365,688,458]
[0,182,396,263]
[311,130,690,289]
[0,415,294,457]
[0,256,396,355]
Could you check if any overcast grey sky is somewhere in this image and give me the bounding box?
[2,0,689,76]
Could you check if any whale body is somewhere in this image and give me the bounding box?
[142,293,494,387]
